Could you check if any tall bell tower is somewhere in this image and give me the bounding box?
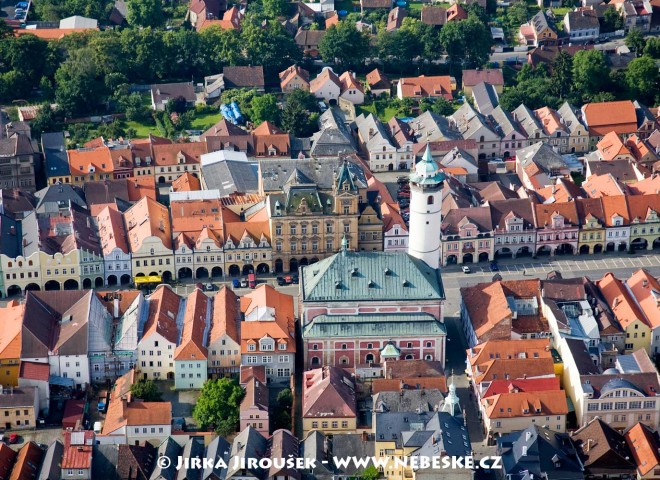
[407,143,446,270]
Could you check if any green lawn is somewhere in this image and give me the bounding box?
[357,103,400,122]
[550,6,571,18]
[190,112,222,131]
[407,1,450,11]
[124,119,160,138]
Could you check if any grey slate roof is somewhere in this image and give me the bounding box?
[410,111,462,143]
[303,313,447,338]
[201,159,259,196]
[34,184,87,213]
[0,387,37,408]
[489,105,527,139]
[0,213,21,258]
[260,157,367,193]
[471,82,499,115]
[41,132,70,179]
[498,425,584,480]
[557,102,585,135]
[38,440,64,480]
[203,436,231,480]
[517,141,567,172]
[226,427,268,479]
[565,10,600,30]
[375,412,430,447]
[310,109,356,157]
[91,444,118,480]
[374,389,445,413]
[150,437,184,480]
[301,250,445,302]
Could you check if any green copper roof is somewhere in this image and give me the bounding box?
[301,251,445,302]
[303,313,447,339]
[380,343,401,357]
[409,143,446,185]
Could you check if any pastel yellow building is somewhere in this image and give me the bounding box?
[0,300,23,386]
[125,197,175,282]
[597,272,652,354]
[576,198,606,255]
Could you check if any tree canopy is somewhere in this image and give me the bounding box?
[130,380,162,402]
[319,21,371,69]
[192,378,244,436]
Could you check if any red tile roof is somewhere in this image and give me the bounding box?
[174,288,210,361]
[583,101,637,136]
[482,377,561,398]
[398,75,453,100]
[625,423,660,477]
[18,362,49,382]
[303,367,357,419]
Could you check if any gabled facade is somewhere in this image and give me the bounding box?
[223,204,272,276]
[450,102,500,159]
[125,197,175,282]
[489,198,537,259]
[240,285,296,385]
[534,202,580,256]
[441,206,494,266]
[96,205,131,287]
[576,197,606,255]
[137,285,181,381]
[558,102,590,154]
[208,287,241,378]
[174,288,211,389]
[601,195,632,252]
[627,193,660,251]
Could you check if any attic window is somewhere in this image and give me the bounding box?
[351,268,359,277]
[368,280,375,288]
[402,279,410,287]
[384,267,391,275]
[335,281,341,289]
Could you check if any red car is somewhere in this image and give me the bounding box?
[8,434,18,444]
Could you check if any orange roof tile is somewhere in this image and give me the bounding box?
[582,173,627,198]
[209,286,240,345]
[0,302,22,360]
[597,272,649,329]
[240,285,295,354]
[325,13,339,28]
[626,193,660,223]
[535,107,568,136]
[96,204,129,256]
[484,390,568,419]
[171,172,201,192]
[124,197,172,251]
[142,285,181,344]
[170,198,224,248]
[600,195,631,225]
[460,282,513,339]
[628,175,660,195]
[252,121,290,157]
[482,377,561,398]
[152,142,207,167]
[15,28,97,40]
[0,444,16,480]
[9,442,43,480]
[126,176,157,201]
[223,206,271,245]
[625,423,660,477]
[536,178,584,203]
[583,101,638,136]
[468,338,552,368]
[534,201,579,227]
[339,71,364,94]
[62,431,93,469]
[398,75,453,100]
[67,147,114,176]
[597,131,633,160]
[381,202,408,233]
[174,288,209,361]
[628,269,660,329]
[310,68,341,94]
[472,357,555,385]
[102,370,172,436]
[279,65,310,90]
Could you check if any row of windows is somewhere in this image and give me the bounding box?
[245,355,290,364]
[311,420,349,429]
[587,400,656,411]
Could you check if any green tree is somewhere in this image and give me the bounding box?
[465,3,488,22]
[625,55,659,104]
[165,95,189,115]
[251,94,281,125]
[199,26,242,71]
[550,50,573,98]
[360,465,381,480]
[571,49,609,100]
[121,93,149,121]
[192,378,244,436]
[126,0,164,28]
[0,19,13,40]
[602,6,623,33]
[625,28,646,55]
[644,37,660,58]
[55,47,105,116]
[130,380,162,401]
[319,21,371,69]
[506,1,528,31]
[241,16,301,71]
[281,88,320,137]
[30,104,61,137]
[221,88,259,121]
[439,17,491,72]
[277,388,293,408]
[263,0,289,18]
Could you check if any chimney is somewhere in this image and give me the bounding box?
[9,226,15,235]
[586,438,593,452]
[113,297,120,319]
[525,431,532,442]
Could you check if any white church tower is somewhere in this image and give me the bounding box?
[407,143,445,270]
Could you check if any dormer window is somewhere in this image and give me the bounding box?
[343,184,349,191]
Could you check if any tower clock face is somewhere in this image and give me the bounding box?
[342,200,351,205]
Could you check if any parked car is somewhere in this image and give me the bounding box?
[284,275,293,284]
[248,273,256,289]
[240,278,248,288]
[276,276,286,286]
[14,12,25,19]
[8,434,18,444]
[232,278,241,288]
[397,176,408,184]
[291,274,299,284]
[205,283,215,291]
[462,266,471,274]
[15,2,29,8]
[14,8,25,13]
[490,261,499,271]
